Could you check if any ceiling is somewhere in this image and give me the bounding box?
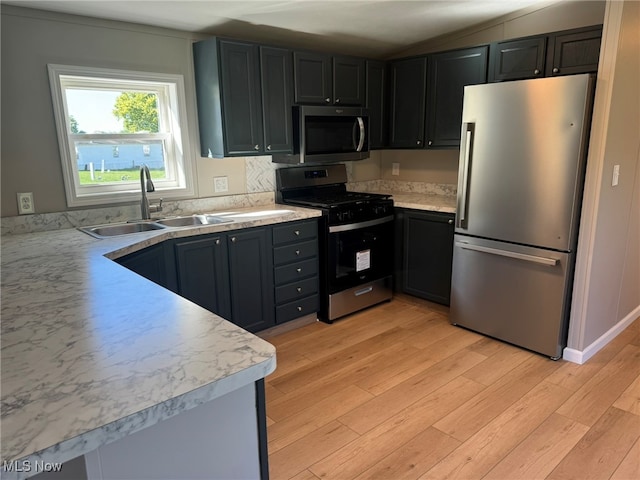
[5,0,554,58]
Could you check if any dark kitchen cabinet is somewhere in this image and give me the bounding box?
[260,46,294,154]
[294,52,365,106]
[489,36,547,82]
[193,37,293,157]
[489,25,602,82]
[388,56,428,148]
[272,219,320,324]
[426,46,488,148]
[546,25,602,76]
[115,242,177,292]
[174,235,232,320]
[173,227,274,332]
[396,209,455,305]
[366,60,388,149]
[227,228,275,332]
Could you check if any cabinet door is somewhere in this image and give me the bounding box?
[227,228,275,332]
[366,60,387,149]
[427,46,488,148]
[293,51,332,105]
[546,26,602,76]
[116,243,175,291]
[260,46,294,154]
[489,36,546,82]
[402,211,455,305]
[174,236,232,320]
[219,40,264,155]
[333,56,365,106]
[388,57,428,148]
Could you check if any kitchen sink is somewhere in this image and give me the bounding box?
[156,215,235,227]
[80,222,166,238]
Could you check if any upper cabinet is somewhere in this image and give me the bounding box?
[545,26,603,77]
[366,60,388,149]
[388,56,428,148]
[193,38,293,158]
[489,25,602,82]
[488,36,546,81]
[294,52,365,106]
[426,46,488,148]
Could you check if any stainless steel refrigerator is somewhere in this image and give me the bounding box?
[450,74,595,359]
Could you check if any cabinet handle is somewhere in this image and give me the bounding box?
[428,140,432,146]
[296,268,302,273]
[297,306,303,312]
[267,145,272,151]
[534,69,541,75]
[448,219,454,225]
[297,287,302,293]
[254,144,259,150]
[215,239,220,245]
[552,67,559,74]
[294,230,300,236]
[231,237,236,243]
[295,249,300,255]
[325,97,331,103]
[335,98,340,103]
[416,140,421,145]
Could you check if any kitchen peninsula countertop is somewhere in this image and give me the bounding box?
[389,192,456,213]
[0,204,321,474]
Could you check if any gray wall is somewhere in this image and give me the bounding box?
[1,6,202,216]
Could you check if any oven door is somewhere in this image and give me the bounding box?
[327,215,394,293]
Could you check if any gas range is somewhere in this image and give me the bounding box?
[276,164,394,323]
[275,165,393,225]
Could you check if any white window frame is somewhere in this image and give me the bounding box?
[48,64,195,207]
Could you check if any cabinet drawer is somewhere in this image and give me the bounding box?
[275,277,319,305]
[273,240,318,265]
[276,294,320,324]
[273,220,317,245]
[274,258,318,285]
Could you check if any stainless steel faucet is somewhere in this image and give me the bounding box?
[139,165,162,220]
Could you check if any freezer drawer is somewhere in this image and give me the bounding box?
[450,235,574,358]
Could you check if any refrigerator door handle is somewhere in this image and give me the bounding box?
[456,241,559,266]
[456,123,475,228]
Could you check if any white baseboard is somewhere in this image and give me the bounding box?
[563,305,640,364]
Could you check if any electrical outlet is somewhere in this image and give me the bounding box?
[214,176,229,193]
[17,192,35,214]
[392,163,400,176]
[612,164,620,186]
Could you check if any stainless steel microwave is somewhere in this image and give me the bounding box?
[272,106,369,164]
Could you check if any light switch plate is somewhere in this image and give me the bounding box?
[392,163,400,176]
[17,192,35,214]
[612,164,620,187]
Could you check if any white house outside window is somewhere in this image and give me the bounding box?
[48,65,194,207]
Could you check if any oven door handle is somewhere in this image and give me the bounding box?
[329,215,394,233]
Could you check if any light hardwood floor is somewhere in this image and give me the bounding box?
[263,294,640,480]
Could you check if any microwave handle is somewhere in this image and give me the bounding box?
[355,117,365,152]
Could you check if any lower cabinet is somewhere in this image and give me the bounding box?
[174,227,275,333]
[272,219,320,324]
[395,209,455,305]
[115,219,320,333]
[115,242,177,292]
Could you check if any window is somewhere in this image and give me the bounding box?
[48,65,194,207]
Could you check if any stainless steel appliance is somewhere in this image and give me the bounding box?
[276,164,393,322]
[272,106,369,164]
[451,74,595,359]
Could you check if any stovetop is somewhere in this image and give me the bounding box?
[283,190,390,209]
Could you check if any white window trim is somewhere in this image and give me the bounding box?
[48,64,195,208]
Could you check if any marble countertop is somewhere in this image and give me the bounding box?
[0,204,321,472]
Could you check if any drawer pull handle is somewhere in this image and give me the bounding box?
[295,249,300,255]
[230,237,236,243]
[294,230,300,236]
[297,287,302,293]
[297,306,303,312]
[215,239,220,245]
[296,268,302,273]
